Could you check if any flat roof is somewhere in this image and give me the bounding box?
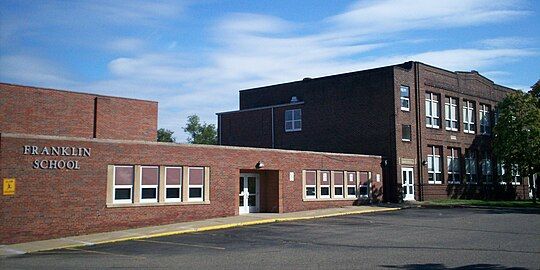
[1,132,383,159]
[0,82,158,104]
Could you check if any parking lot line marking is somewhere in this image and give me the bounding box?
[64,247,146,259]
[134,239,226,250]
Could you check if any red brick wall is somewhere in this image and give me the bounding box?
[0,83,157,141]
[0,133,382,244]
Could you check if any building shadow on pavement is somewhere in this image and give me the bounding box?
[381,263,527,270]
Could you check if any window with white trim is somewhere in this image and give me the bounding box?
[480,151,492,184]
[425,92,440,128]
[427,146,442,184]
[465,150,477,184]
[188,167,204,201]
[445,97,458,131]
[285,109,302,132]
[140,166,159,203]
[463,100,476,134]
[165,167,182,202]
[402,124,411,141]
[334,171,344,198]
[320,171,330,198]
[447,148,461,184]
[305,170,316,199]
[511,164,521,185]
[400,85,410,111]
[479,104,491,135]
[113,166,134,204]
[346,172,357,198]
[358,172,370,197]
[497,162,506,184]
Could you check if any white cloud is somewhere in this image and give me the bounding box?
[106,38,146,52]
[0,55,76,88]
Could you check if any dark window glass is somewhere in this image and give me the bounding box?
[402,125,411,141]
[189,188,202,198]
[115,188,131,200]
[359,186,369,196]
[306,187,316,196]
[348,187,356,195]
[335,187,343,196]
[141,188,157,199]
[321,187,330,196]
[166,188,180,199]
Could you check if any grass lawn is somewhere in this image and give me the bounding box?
[426,199,540,208]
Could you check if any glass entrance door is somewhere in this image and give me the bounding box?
[401,168,415,201]
[239,173,260,214]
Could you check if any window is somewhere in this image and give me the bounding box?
[285,109,302,132]
[497,162,507,184]
[140,166,159,203]
[165,167,182,202]
[465,150,477,184]
[445,97,458,131]
[346,172,357,198]
[447,148,461,184]
[511,164,521,185]
[480,152,492,184]
[113,166,134,204]
[334,171,344,198]
[358,172,370,198]
[427,146,442,184]
[305,170,316,199]
[188,167,204,201]
[402,125,412,141]
[479,104,491,135]
[400,85,410,111]
[463,100,476,134]
[425,92,440,128]
[320,171,330,198]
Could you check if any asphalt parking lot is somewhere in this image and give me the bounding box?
[2,207,539,269]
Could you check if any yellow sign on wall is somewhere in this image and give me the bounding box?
[3,178,15,195]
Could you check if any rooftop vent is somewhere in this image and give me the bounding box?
[290,96,299,103]
[302,77,311,81]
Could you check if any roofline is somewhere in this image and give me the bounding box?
[216,102,305,115]
[1,132,383,159]
[238,64,394,93]
[0,82,158,104]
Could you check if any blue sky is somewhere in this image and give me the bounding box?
[1,0,539,142]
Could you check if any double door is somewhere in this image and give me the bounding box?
[239,173,259,214]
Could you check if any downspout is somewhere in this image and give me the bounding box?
[414,62,424,201]
[271,107,275,148]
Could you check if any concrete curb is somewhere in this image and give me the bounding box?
[0,207,400,256]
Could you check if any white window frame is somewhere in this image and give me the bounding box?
[333,172,344,198]
[479,104,491,135]
[285,109,302,132]
[445,97,458,131]
[140,166,159,203]
[400,85,410,111]
[463,100,476,134]
[320,171,330,199]
[305,170,316,199]
[511,164,521,185]
[480,152,492,184]
[113,165,133,204]
[425,92,440,129]
[447,148,460,184]
[188,167,204,202]
[427,146,442,184]
[346,172,357,198]
[465,151,477,184]
[165,166,182,203]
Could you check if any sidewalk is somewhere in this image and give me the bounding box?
[0,205,399,256]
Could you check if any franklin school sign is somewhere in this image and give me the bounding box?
[23,145,91,170]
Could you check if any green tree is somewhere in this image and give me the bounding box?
[183,115,217,145]
[493,85,540,203]
[157,128,176,142]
